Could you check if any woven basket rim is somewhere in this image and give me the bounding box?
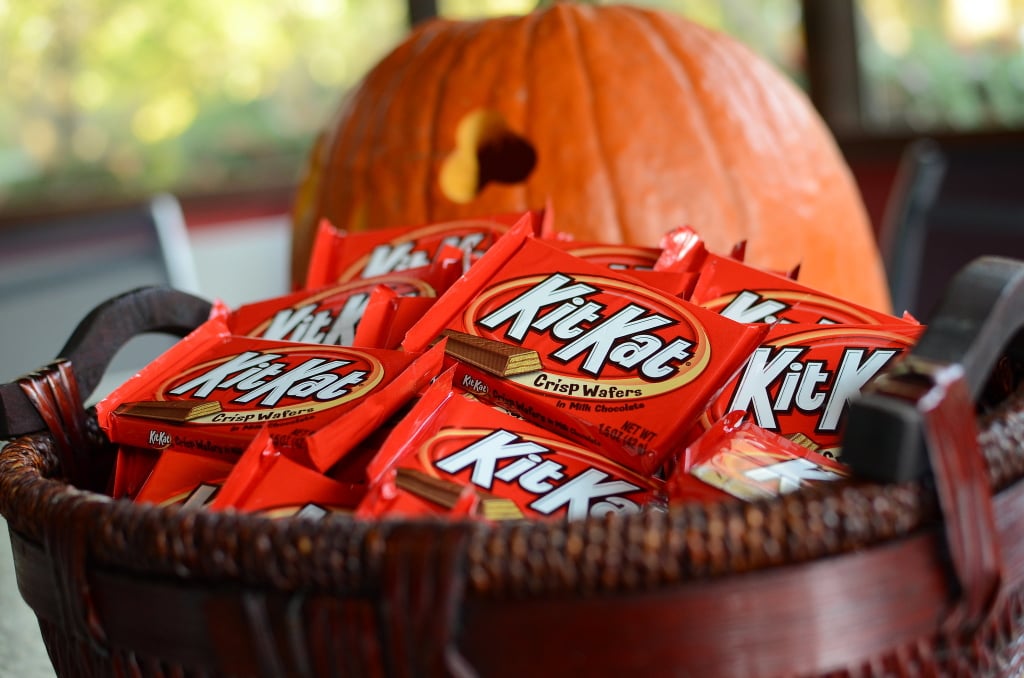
[0,413,946,598]
[7,418,1024,678]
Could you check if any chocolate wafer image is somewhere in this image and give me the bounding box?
[115,399,222,422]
[395,467,468,509]
[395,468,525,520]
[785,432,820,452]
[479,496,525,521]
[442,329,541,377]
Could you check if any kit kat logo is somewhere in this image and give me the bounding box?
[728,345,898,432]
[243,276,435,345]
[711,326,921,447]
[159,346,385,424]
[340,221,508,281]
[703,289,886,325]
[462,273,711,399]
[148,429,172,448]
[422,428,654,520]
[260,297,370,346]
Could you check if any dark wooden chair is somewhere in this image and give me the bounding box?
[878,136,1024,318]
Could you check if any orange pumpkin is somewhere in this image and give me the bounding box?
[291,4,891,311]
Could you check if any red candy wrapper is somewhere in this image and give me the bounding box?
[356,471,481,520]
[689,252,912,325]
[325,402,411,484]
[403,217,767,475]
[359,369,663,521]
[677,411,848,501]
[700,322,925,458]
[96,315,444,472]
[654,225,710,273]
[133,448,235,508]
[655,225,798,280]
[617,269,699,300]
[110,446,159,500]
[305,209,551,288]
[208,428,365,516]
[545,240,662,271]
[351,286,439,350]
[663,468,735,505]
[227,260,460,347]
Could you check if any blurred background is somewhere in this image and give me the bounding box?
[3,0,1023,214]
[0,2,1023,675]
[2,0,1023,343]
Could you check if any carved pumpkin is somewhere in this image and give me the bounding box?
[291,4,891,311]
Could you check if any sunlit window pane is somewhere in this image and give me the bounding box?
[439,0,536,17]
[857,0,1024,132]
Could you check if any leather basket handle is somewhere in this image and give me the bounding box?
[844,255,1024,635]
[0,286,213,439]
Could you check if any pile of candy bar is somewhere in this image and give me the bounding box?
[95,210,923,521]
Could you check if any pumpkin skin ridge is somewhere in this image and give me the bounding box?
[421,20,489,222]
[343,20,449,234]
[581,3,651,246]
[291,25,426,278]
[563,4,631,245]
[431,15,529,220]
[628,9,751,248]
[519,9,543,216]
[683,21,881,296]
[291,131,326,281]
[391,21,461,224]
[316,69,369,232]
[615,9,744,248]
[289,21,424,281]
[692,22,802,253]
[351,24,436,230]
[695,15,804,251]
[476,11,539,216]
[642,9,887,309]
[474,10,553,221]
[738,49,820,263]
[395,20,478,224]
[692,25,825,267]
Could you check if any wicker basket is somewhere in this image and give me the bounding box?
[4,260,1024,677]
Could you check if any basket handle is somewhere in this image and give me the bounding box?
[0,286,212,439]
[844,255,1024,635]
[844,255,1024,481]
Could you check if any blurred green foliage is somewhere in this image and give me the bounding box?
[858,0,1024,132]
[0,0,408,210]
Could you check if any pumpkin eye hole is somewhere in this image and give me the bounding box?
[439,108,536,204]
